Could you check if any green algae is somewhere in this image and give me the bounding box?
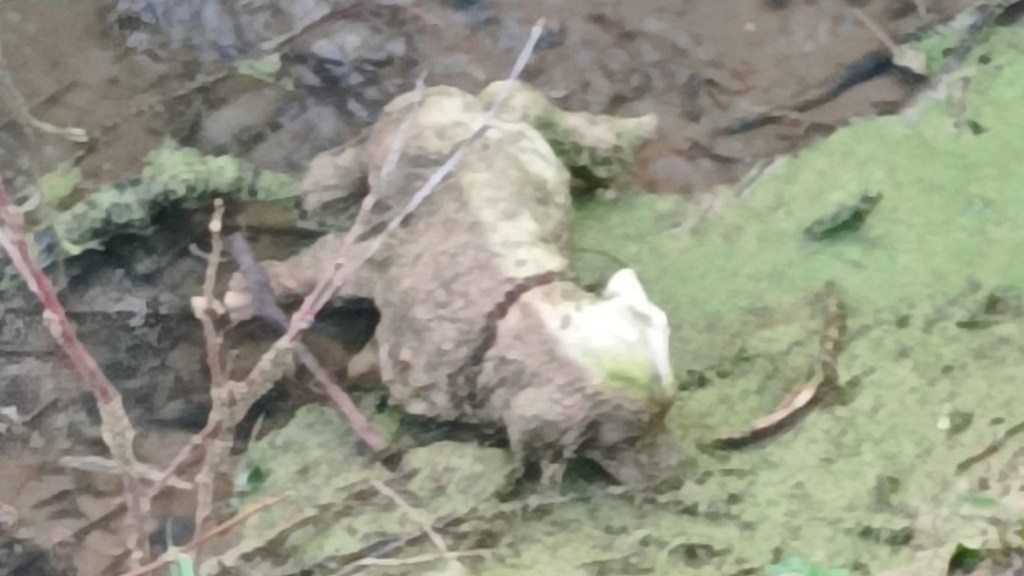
[210,404,520,576]
[52,140,303,256]
[573,26,1024,364]
[0,139,311,295]
[561,23,1024,576]
[590,349,655,395]
[35,161,83,206]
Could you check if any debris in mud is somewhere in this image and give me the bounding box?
[0,533,72,576]
[712,281,846,449]
[956,419,1024,473]
[802,191,883,241]
[951,286,1024,330]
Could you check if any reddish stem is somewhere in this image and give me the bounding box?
[0,174,117,404]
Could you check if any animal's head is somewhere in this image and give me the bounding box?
[555,268,676,408]
[601,268,675,404]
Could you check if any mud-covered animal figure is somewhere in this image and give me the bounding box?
[227,80,679,486]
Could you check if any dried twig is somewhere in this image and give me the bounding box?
[190,199,229,552]
[333,492,575,575]
[116,493,289,576]
[133,200,233,569]
[0,181,114,403]
[713,281,845,449]
[0,172,150,564]
[0,40,89,143]
[851,8,901,56]
[59,456,192,490]
[353,550,490,568]
[258,4,362,52]
[956,419,1024,473]
[197,199,228,388]
[851,7,927,75]
[380,71,428,183]
[676,159,769,251]
[143,422,219,502]
[366,18,544,250]
[370,479,449,556]
[228,232,389,454]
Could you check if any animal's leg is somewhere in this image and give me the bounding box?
[476,81,657,183]
[223,232,372,322]
[505,386,585,493]
[539,460,568,491]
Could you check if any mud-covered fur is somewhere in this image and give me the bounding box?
[228,81,676,484]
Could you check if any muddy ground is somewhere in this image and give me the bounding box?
[0,1,990,574]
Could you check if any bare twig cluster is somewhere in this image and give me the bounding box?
[0,17,547,575]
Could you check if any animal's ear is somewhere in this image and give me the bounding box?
[602,268,648,304]
[604,268,675,397]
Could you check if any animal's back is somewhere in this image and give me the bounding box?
[361,87,574,422]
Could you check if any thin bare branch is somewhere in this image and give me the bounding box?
[371,479,448,556]
[354,549,490,568]
[59,456,192,490]
[143,421,219,502]
[117,493,289,576]
[197,199,228,389]
[713,281,845,449]
[0,40,88,143]
[0,172,150,565]
[191,199,228,552]
[367,18,545,253]
[228,232,389,454]
[380,71,428,184]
